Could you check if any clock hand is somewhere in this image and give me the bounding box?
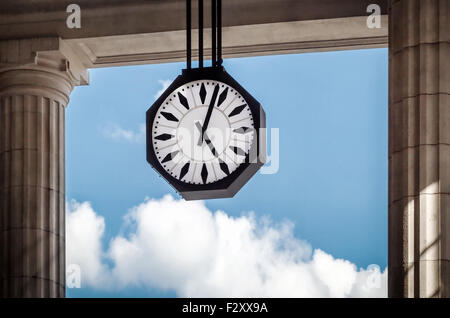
[196,121,204,146]
[195,122,218,157]
[199,83,220,145]
[195,121,203,142]
[204,136,218,157]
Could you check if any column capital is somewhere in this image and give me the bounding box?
[0,37,89,105]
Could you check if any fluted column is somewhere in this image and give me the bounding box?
[0,38,88,297]
[388,0,449,297]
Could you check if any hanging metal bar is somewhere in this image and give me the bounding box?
[186,0,191,69]
[217,0,222,66]
[198,0,203,68]
[211,0,217,67]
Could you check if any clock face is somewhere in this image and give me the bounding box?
[151,79,255,184]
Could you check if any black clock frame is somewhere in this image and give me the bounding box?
[146,66,266,200]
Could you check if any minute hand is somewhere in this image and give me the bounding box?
[200,84,220,145]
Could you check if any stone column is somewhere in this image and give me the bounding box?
[0,38,88,297]
[388,0,449,297]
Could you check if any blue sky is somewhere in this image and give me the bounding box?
[66,48,388,298]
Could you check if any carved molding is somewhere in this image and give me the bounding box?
[0,38,89,105]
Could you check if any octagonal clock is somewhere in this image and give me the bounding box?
[146,66,266,200]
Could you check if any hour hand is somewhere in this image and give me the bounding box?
[196,122,204,146]
[195,122,218,157]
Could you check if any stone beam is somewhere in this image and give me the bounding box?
[0,0,387,39]
[64,16,388,68]
[0,0,388,68]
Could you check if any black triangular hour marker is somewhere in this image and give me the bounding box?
[228,104,246,117]
[219,159,230,175]
[177,92,189,110]
[179,162,190,180]
[233,127,251,134]
[201,164,208,184]
[217,87,228,106]
[155,133,174,141]
[161,150,179,163]
[199,83,207,104]
[230,146,245,156]
[161,112,179,122]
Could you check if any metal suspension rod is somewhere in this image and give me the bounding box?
[198,0,203,68]
[186,0,191,69]
[211,0,217,67]
[217,0,222,66]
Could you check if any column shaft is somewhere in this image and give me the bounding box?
[388,0,449,298]
[0,94,65,297]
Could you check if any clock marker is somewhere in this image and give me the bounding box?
[201,164,208,184]
[177,92,190,110]
[161,111,179,122]
[233,127,251,134]
[230,146,246,156]
[217,87,228,106]
[199,83,207,104]
[219,159,230,175]
[228,104,246,117]
[179,162,190,180]
[161,150,179,163]
[155,133,174,141]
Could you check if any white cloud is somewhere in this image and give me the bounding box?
[66,200,111,289]
[66,195,387,297]
[154,80,172,100]
[101,123,146,143]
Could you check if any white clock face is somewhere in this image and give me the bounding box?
[152,79,255,184]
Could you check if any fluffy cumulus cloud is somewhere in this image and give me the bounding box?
[66,195,387,297]
[66,201,111,288]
